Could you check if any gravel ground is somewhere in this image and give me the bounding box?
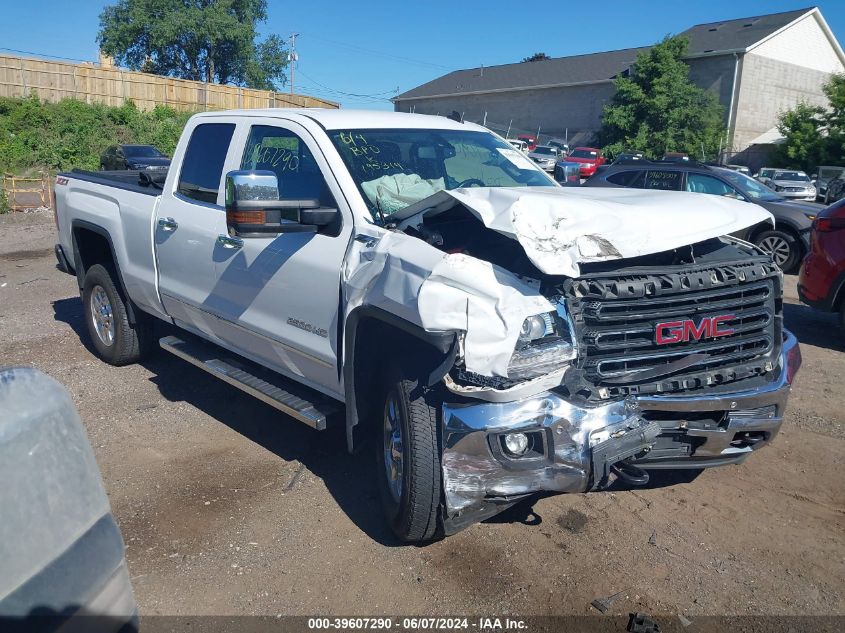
[1,212,843,618]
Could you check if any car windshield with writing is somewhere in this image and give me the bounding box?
[532,147,556,156]
[123,145,164,158]
[328,129,555,220]
[718,168,781,201]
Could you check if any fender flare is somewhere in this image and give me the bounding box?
[342,305,457,453]
[70,219,140,325]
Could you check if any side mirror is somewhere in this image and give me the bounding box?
[224,170,338,236]
[811,174,818,180]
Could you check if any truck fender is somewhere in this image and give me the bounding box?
[342,305,457,453]
[70,220,141,326]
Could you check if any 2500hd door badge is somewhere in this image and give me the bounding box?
[287,317,328,338]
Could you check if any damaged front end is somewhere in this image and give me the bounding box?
[342,182,796,535]
[441,394,661,533]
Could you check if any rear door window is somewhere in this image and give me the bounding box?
[606,170,645,187]
[643,170,683,190]
[177,123,236,204]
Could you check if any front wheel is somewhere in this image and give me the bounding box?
[376,369,442,543]
[755,229,801,273]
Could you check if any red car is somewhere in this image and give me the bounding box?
[566,147,605,178]
[517,134,537,151]
[798,199,845,334]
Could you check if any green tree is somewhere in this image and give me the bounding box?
[772,73,845,170]
[599,36,725,160]
[771,102,827,172]
[97,0,289,90]
[521,53,551,63]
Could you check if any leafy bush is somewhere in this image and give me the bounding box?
[0,186,9,214]
[0,96,195,174]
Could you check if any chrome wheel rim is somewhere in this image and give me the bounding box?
[89,285,115,346]
[759,236,791,267]
[382,392,404,503]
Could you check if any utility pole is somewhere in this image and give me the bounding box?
[289,33,300,95]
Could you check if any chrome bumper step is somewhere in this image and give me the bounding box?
[159,335,340,430]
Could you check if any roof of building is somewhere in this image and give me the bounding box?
[395,7,816,100]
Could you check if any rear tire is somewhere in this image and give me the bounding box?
[839,301,845,339]
[376,367,442,543]
[82,263,153,366]
[754,229,801,273]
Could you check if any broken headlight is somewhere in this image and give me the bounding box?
[507,310,577,381]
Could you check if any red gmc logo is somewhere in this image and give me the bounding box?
[655,315,735,345]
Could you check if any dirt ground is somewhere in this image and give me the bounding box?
[1,212,843,618]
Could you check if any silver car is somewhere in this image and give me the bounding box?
[527,145,560,171]
[763,169,816,201]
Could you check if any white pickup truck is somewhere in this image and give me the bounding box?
[54,109,801,542]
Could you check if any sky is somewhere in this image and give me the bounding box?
[1,1,844,110]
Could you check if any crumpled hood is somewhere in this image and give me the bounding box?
[404,186,774,278]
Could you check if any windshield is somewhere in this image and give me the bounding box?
[774,171,809,181]
[532,147,556,155]
[124,145,163,158]
[719,169,781,201]
[569,149,597,159]
[328,129,555,219]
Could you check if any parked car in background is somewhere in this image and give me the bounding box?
[566,147,605,178]
[517,134,538,151]
[725,164,752,176]
[661,152,690,163]
[547,139,569,154]
[813,165,844,202]
[798,199,845,335]
[755,167,776,184]
[763,169,816,201]
[585,161,821,272]
[507,138,528,152]
[612,151,645,164]
[553,160,581,185]
[821,173,845,204]
[527,145,560,171]
[100,144,170,171]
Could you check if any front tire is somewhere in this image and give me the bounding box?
[82,264,153,366]
[755,229,801,273]
[376,368,442,543]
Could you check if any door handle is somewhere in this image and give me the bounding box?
[217,234,244,250]
[158,217,178,231]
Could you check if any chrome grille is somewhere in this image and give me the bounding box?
[561,261,781,396]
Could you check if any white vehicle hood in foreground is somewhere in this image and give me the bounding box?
[398,186,774,278]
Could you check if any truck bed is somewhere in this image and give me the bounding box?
[62,168,168,197]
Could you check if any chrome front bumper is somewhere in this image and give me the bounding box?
[440,331,800,534]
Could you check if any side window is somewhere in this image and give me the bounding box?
[177,123,236,204]
[643,170,683,191]
[606,170,644,187]
[685,173,738,197]
[241,125,335,207]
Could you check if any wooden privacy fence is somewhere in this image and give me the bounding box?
[2,173,52,212]
[0,53,338,111]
